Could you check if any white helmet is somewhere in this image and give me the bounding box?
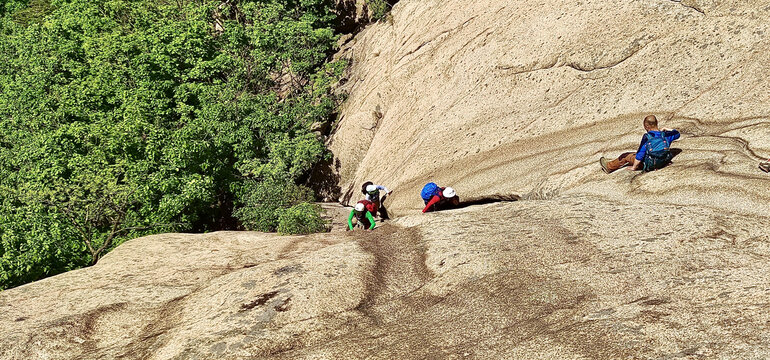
[354,203,366,212]
[443,187,456,198]
[366,185,377,193]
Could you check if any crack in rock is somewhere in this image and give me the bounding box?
[497,37,652,75]
[668,0,705,15]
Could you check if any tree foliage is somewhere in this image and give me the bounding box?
[277,202,327,234]
[0,1,29,17]
[367,0,392,21]
[0,0,343,289]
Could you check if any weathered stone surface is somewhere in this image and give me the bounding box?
[4,198,770,358]
[330,0,770,216]
[0,228,371,359]
[4,0,770,358]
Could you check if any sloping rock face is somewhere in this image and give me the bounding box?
[4,0,770,358]
[330,0,770,216]
[3,200,770,358]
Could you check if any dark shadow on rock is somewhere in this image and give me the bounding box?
[670,148,682,160]
[379,194,390,220]
[307,156,343,202]
[428,194,521,212]
[334,0,369,34]
[454,194,521,209]
[341,181,356,205]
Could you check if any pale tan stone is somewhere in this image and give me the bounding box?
[4,0,770,358]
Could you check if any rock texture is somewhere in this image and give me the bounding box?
[330,0,770,216]
[4,0,770,358]
[3,199,770,358]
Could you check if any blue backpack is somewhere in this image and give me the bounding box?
[421,183,440,202]
[643,132,672,171]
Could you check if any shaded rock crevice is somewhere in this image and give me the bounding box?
[453,194,521,209]
[334,0,402,35]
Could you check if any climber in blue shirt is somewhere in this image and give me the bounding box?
[600,115,680,173]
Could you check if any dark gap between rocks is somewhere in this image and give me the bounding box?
[452,194,521,210]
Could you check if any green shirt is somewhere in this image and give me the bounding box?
[348,210,376,230]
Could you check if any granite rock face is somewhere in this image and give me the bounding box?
[3,0,770,358]
[3,199,770,358]
[329,0,770,216]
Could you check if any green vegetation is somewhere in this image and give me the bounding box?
[0,1,28,17]
[8,0,52,25]
[367,0,390,21]
[277,202,327,234]
[0,0,343,289]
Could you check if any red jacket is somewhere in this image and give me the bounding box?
[422,191,444,213]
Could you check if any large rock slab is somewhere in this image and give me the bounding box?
[329,0,770,216]
[4,0,770,358]
[0,230,372,359]
[3,199,770,358]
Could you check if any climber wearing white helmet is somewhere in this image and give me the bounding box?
[360,181,393,218]
[421,183,460,213]
[348,200,376,231]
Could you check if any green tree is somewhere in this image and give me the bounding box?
[277,202,327,235]
[0,0,344,289]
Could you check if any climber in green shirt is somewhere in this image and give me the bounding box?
[348,201,376,231]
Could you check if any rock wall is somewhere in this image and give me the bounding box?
[330,0,770,216]
[4,1,770,358]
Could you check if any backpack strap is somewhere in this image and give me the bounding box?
[645,132,654,152]
[645,131,671,152]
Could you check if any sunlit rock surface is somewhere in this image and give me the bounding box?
[3,0,770,358]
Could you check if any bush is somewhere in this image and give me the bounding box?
[277,203,328,235]
[368,0,391,21]
[0,0,30,18]
[233,179,317,232]
[8,0,51,25]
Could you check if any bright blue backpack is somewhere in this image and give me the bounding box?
[421,183,440,202]
[643,132,672,171]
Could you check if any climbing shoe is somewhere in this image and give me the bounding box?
[760,161,770,173]
[599,157,610,174]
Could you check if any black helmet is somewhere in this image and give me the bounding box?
[361,181,373,195]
